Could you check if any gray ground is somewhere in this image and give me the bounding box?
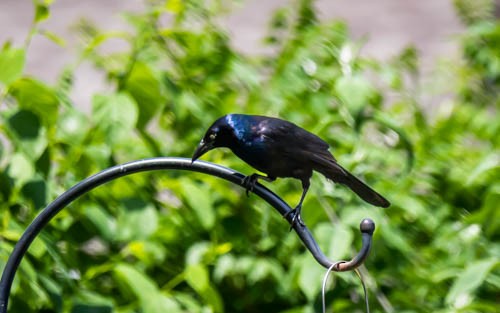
[0,0,464,109]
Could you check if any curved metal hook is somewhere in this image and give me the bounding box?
[0,157,375,312]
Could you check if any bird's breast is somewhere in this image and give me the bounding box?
[230,140,273,173]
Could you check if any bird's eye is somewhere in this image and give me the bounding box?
[209,133,217,141]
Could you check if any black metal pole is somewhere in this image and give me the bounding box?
[0,157,375,312]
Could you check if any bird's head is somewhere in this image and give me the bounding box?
[192,115,234,162]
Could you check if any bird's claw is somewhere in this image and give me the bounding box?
[242,174,258,197]
[284,207,305,231]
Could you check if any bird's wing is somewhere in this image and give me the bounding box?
[254,117,332,154]
[255,117,346,174]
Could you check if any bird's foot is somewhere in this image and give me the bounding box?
[284,207,305,231]
[242,174,259,197]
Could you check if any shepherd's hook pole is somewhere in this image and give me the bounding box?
[0,157,375,312]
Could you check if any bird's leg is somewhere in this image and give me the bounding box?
[242,173,275,196]
[284,181,309,229]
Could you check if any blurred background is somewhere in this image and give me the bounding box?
[0,0,464,110]
[0,0,498,312]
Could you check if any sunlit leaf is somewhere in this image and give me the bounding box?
[114,264,181,313]
[116,199,158,241]
[92,92,138,145]
[7,153,35,187]
[446,258,498,306]
[83,205,117,241]
[122,240,166,266]
[8,78,59,125]
[165,0,184,14]
[466,152,500,186]
[0,47,25,85]
[186,241,210,265]
[38,274,62,311]
[335,75,377,114]
[28,236,47,259]
[247,258,284,285]
[56,109,90,144]
[123,62,166,129]
[180,179,215,230]
[213,254,236,282]
[298,254,324,301]
[185,264,223,313]
[315,222,353,261]
[33,2,50,23]
[39,29,66,47]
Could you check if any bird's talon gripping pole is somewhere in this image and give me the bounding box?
[0,158,375,312]
[283,208,306,231]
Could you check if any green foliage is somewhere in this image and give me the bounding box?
[453,0,495,25]
[0,46,25,85]
[0,0,499,312]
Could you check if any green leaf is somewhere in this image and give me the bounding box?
[466,152,499,185]
[29,236,47,259]
[180,179,215,230]
[0,47,25,85]
[8,153,35,188]
[116,199,158,241]
[0,138,3,161]
[56,109,90,144]
[83,205,117,241]
[7,109,48,160]
[71,304,112,313]
[114,264,181,313]
[122,241,166,266]
[476,184,500,237]
[123,62,166,129]
[33,2,50,23]
[8,109,40,139]
[8,78,59,125]
[165,0,184,14]
[71,289,113,313]
[335,75,377,114]
[298,254,324,301]
[39,29,66,47]
[38,274,62,311]
[186,241,211,265]
[0,170,13,200]
[35,147,50,178]
[82,143,112,169]
[92,92,138,145]
[446,258,498,307]
[380,223,413,255]
[315,222,353,261]
[21,178,47,209]
[396,45,418,74]
[372,111,415,172]
[213,254,236,282]
[247,258,284,285]
[185,264,224,313]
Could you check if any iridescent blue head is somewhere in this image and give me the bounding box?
[192,115,239,162]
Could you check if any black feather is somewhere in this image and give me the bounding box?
[193,114,390,225]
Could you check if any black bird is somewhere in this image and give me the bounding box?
[192,114,390,226]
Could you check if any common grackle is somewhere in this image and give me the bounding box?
[192,114,390,226]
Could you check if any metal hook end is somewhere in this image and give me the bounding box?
[330,218,375,272]
[360,218,375,235]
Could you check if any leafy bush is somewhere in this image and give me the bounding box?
[0,0,498,312]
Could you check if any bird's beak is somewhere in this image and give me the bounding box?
[191,140,212,163]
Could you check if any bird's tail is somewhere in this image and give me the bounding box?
[313,156,390,208]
